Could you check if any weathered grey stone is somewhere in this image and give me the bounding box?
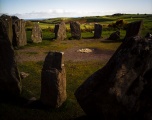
[70,21,81,40]
[124,20,143,39]
[54,21,67,40]
[13,19,27,47]
[0,19,22,97]
[40,52,66,108]
[108,31,120,40]
[31,23,42,43]
[0,14,13,44]
[94,23,102,38]
[75,36,152,120]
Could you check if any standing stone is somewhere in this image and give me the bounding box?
[94,23,102,38]
[54,21,67,40]
[0,19,22,97]
[75,36,152,120]
[124,20,143,39]
[108,31,120,40]
[31,23,42,43]
[12,16,19,22]
[40,52,67,108]
[70,21,81,40]
[13,19,27,47]
[0,14,13,44]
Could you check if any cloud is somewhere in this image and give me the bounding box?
[11,9,117,19]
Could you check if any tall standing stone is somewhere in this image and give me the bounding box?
[31,23,42,43]
[75,36,152,120]
[54,21,67,40]
[13,19,27,47]
[0,14,13,44]
[0,18,22,97]
[40,52,67,108]
[124,20,143,39]
[94,23,102,38]
[70,21,81,40]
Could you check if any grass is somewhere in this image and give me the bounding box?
[1,36,119,120]
[26,14,152,41]
[1,61,106,120]
[1,14,152,120]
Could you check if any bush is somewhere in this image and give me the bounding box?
[25,21,34,27]
[42,27,54,32]
[108,19,128,30]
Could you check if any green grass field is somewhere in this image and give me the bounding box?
[1,14,152,120]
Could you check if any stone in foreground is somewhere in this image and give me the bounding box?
[75,36,152,120]
[0,18,22,97]
[40,52,66,108]
[0,14,13,44]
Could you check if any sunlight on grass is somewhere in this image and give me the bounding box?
[1,14,152,120]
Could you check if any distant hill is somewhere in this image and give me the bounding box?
[25,14,152,24]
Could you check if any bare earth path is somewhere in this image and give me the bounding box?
[15,39,116,63]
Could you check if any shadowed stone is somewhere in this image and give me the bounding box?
[0,14,13,44]
[0,19,22,97]
[54,21,67,40]
[75,36,152,120]
[40,52,66,108]
[70,21,81,40]
[13,19,27,47]
[124,20,143,39]
[108,31,120,40]
[31,23,42,43]
[94,23,102,38]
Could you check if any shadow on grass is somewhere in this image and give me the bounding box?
[73,115,102,120]
[0,94,56,111]
[82,36,94,39]
[100,39,123,43]
[0,94,103,120]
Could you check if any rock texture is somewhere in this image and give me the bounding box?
[13,19,27,47]
[108,31,120,40]
[70,21,81,40]
[94,23,102,38]
[124,20,143,39]
[0,14,13,44]
[0,18,22,97]
[54,21,67,40]
[145,32,152,38]
[31,23,42,43]
[75,36,152,120]
[40,52,67,108]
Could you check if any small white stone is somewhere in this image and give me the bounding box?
[61,52,64,55]
[77,48,93,53]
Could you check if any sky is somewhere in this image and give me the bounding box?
[0,0,152,19]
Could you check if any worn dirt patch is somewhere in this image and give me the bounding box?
[15,40,115,63]
[64,47,114,62]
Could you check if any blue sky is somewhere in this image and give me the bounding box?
[0,0,152,19]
